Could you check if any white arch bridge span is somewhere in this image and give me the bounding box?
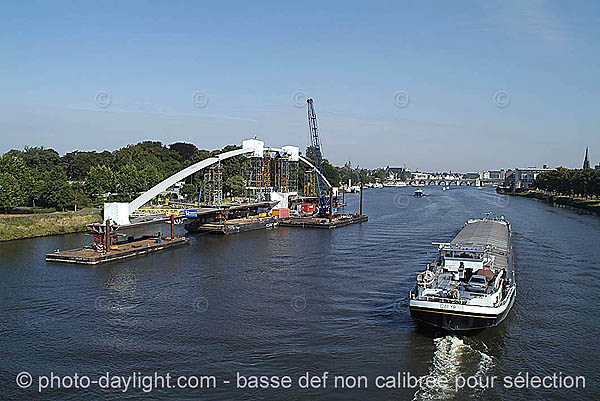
[104,139,331,225]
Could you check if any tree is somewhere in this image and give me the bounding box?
[0,173,24,212]
[23,169,47,207]
[40,167,74,210]
[186,149,212,184]
[224,174,246,197]
[180,183,199,201]
[112,141,182,181]
[322,160,340,187]
[85,165,115,197]
[217,145,247,189]
[140,165,161,189]
[71,182,92,208]
[372,168,388,181]
[62,150,113,180]
[7,146,61,172]
[0,154,28,210]
[170,142,198,162]
[116,164,145,197]
[534,167,600,199]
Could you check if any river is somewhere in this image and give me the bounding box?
[1,186,598,400]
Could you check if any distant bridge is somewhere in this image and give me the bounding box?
[104,139,331,225]
[408,178,478,186]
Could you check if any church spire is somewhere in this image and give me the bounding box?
[583,147,590,169]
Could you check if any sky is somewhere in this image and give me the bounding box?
[1,0,599,171]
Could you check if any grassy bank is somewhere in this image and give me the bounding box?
[497,187,600,215]
[0,210,102,241]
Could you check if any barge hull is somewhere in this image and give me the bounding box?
[410,288,516,331]
[185,217,278,235]
[279,214,368,229]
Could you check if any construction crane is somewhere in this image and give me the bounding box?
[306,98,330,215]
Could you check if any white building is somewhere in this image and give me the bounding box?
[511,167,554,189]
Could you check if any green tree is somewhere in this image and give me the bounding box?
[62,150,112,180]
[140,164,161,189]
[0,154,28,210]
[116,164,145,197]
[0,173,24,212]
[85,165,115,197]
[322,160,340,187]
[170,142,198,162]
[7,146,61,172]
[180,183,199,201]
[112,141,182,181]
[40,167,74,210]
[185,149,212,184]
[224,174,246,197]
[71,182,92,208]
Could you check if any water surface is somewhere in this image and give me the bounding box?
[1,187,598,400]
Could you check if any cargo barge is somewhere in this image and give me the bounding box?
[279,213,368,229]
[409,216,516,331]
[185,215,279,235]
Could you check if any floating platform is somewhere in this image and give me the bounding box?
[185,216,279,235]
[279,214,368,229]
[45,236,189,265]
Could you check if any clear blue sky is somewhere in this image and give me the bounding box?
[1,0,599,171]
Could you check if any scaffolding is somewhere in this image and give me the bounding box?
[243,151,299,201]
[203,162,223,206]
[303,169,317,197]
[288,160,298,193]
[246,157,264,189]
[274,157,282,191]
[263,154,272,189]
[244,156,269,201]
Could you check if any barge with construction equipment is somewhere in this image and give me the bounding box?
[409,216,516,331]
[184,201,279,235]
[46,235,189,265]
[46,216,189,265]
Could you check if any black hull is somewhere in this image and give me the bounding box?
[410,289,516,332]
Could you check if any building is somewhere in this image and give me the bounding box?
[503,170,514,187]
[479,169,506,185]
[511,166,555,189]
[583,147,590,169]
[595,163,600,171]
[410,171,429,180]
[386,166,405,180]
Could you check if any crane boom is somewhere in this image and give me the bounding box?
[306,98,329,214]
[307,98,324,194]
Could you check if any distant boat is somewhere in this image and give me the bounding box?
[442,185,450,191]
[414,189,425,197]
[383,181,407,187]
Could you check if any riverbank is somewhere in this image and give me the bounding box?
[0,210,102,241]
[497,187,600,215]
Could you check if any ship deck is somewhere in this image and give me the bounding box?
[451,219,510,270]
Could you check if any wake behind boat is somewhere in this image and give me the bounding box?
[409,216,516,331]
